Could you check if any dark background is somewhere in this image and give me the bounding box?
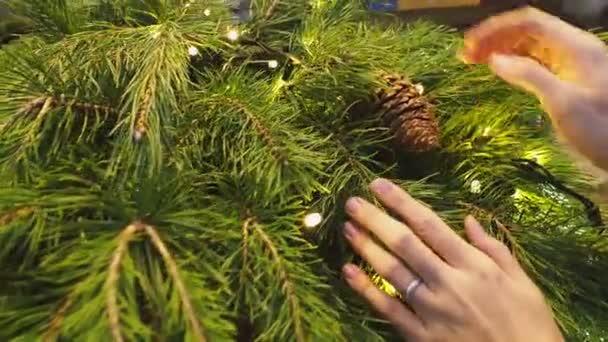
[0,1,606,44]
[393,0,608,29]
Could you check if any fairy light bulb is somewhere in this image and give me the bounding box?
[470,180,482,194]
[227,29,240,41]
[482,127,492,137]
[204,8,211,16]
[303,212,323,228]
[188,46,200,56]
[512,189,523,200]
[268,60,279,69]
[133,129,144,142]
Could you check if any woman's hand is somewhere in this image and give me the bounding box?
[343,179,564,341]
[462,7,608,173]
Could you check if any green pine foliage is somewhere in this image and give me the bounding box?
[0,0,607,340]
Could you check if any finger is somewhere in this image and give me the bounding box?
[489,54,568,105]
[369,179,474,268]
[344,221,418,293]
[343,263,426,340]
[464,216,522,277]
[463,7,602,64]
[345,197,447,283]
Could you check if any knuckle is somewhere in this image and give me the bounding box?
[476,264,505,284]
[410,215,435,233]
[393,231,417,252]
[380,259,405,281]
[414,218,434,237]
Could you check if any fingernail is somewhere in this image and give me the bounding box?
[343,222,359,240]
[370,178,392,195]
[343,264,358,279]
[345,197,363,213]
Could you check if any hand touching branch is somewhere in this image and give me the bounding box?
[343,179,563,341]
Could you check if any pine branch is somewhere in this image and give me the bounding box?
[241,37,304,66]
[134,82,154,141]
[143,223,207,342]
[226,97,288,164]
[253,224,305,342]
[6,95,118,130]
[106,222,141,342]
[43,294,74,342]
[105,221,207,342]
[264,0,282,20]
[238,217,254,297]
[0,207,34,226]
[511,158,603,228]
[45,95,116,115]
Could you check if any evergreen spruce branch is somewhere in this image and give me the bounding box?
[11,94,118,121]
[133,81,154,140]
[240,37,304,67]
[226,97,288,164]
[253,223,305,342]
[238,217,254,298]
[43,294,74,342]
[105,223,138,342]
[264,0,281,21]
[8,0,92,38]
[106,221,207,342]
[511,158,603,228]
[0,207,34,226]
[142,223,207,342]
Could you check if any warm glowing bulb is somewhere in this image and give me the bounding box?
[512,189,523,200]
[470,180,482,194]
[482,127,492,137]
[133,130,144,142]
[188,46,200,56]
[227,29,240,41]
[204,8,211,16]
[304,213,323,228]
[268,60,279,69]
[414,83,425,95]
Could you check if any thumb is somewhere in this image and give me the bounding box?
[489,54,566,104]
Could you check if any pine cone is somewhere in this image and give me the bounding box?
[376,74,441,153]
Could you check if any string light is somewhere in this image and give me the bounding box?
[268,60,279,69]
[227,29,240,41]
[133,130,144,142]
[512,189,524,200]
[524,150,548,165]
[188,46,200,56]
[470,180,482,194]
[204,8,211,16]
[303,212,323,228]
[414,83,425,95]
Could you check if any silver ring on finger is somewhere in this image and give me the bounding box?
[404,277,423,303]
